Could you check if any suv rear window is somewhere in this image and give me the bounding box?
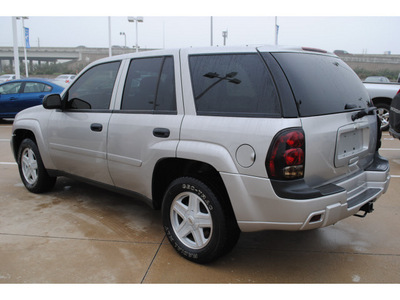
[189,54,281,117]
[269,52,370,117]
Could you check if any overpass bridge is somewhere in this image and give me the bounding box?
[0,46,153,72]
[1,46,399,74]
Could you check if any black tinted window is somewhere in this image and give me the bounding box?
[122,56,176,113]
[65,61,121,110]
[189,54,280,117]
[270,52,370,117]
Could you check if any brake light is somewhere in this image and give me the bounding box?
[266,129,305,180]
[396,89,400,95]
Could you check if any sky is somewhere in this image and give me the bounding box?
[1,1,400,54]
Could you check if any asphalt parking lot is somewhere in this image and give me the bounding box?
[0,120,399,284]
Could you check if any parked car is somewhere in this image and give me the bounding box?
[11,46,390,263]
[0,78,64,120]
[53,74,76,87]
[364,76,391,83]
[363,81,400,130]
[0,74,17,83]
[333,50,350,55]
[389,92,400,139]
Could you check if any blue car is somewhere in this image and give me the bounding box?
[0,78,64,120]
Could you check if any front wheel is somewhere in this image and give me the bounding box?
[17,138,56,193]
[162,177,240,263]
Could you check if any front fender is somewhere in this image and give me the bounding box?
[12,108,55,170]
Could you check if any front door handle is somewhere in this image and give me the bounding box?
[90,123,103,132]
[153,128,170,138]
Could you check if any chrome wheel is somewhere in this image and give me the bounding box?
[170,191,213,249]
[162,177,240,263]
[21,147,38,185]
[377,107,389,130]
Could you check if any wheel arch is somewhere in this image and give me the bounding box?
[12,119,54,170]
[12,129,37,161]
[152,158,236,221]
[372,97,392,106]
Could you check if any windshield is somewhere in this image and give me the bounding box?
[268,52,370,117]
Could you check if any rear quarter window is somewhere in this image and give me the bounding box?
[269,52,370,117]
[189,53,281,117]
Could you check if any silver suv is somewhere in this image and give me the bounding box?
[11,46,391,263]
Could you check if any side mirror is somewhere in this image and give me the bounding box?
[43,94,62,109]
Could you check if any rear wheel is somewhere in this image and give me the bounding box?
[17,138,56,193]
[162,177,240,263]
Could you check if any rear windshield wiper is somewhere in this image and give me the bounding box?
[351,107,376,121]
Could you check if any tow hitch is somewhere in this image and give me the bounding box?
[354,202,375,218]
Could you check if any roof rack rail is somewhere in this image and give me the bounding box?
[301,47,328,53]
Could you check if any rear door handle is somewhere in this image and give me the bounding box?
[90,123,103,132]
[153,128,170,138]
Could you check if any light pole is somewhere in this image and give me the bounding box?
[120,32,126,47]
[222,30,228,46]
[275,16,279,46]
[16,16,29,77]
[11,17,20,79]
[127,16,143,53]
[210,16,213,46]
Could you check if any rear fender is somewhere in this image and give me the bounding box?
[176,141,238,174]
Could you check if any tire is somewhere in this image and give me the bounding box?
[375,102,390,131]
[17,138,56,193]
[162,177,240,264]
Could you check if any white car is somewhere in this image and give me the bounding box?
[0,74,17,83]
[54,74,76,86]
[364,76,391,83]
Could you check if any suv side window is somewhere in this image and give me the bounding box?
[189,54,281,117]
[64,61,121,110]
[121,56,176,113]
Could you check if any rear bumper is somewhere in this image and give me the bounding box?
[222,153,390,232]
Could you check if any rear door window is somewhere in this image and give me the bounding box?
[23,82,52,93]
[121,56,176,113]
[269,52,370,117]
[189,53,281,117]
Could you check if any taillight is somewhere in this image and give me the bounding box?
[396,89,400,95]
[266,128,305,180]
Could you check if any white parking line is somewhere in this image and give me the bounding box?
[0,139,10,142]
[380,148,400,151]
[0,162,17,165]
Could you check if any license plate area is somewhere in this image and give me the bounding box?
[335,122,370,168]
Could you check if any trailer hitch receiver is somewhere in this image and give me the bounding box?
[354,202,374,218]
